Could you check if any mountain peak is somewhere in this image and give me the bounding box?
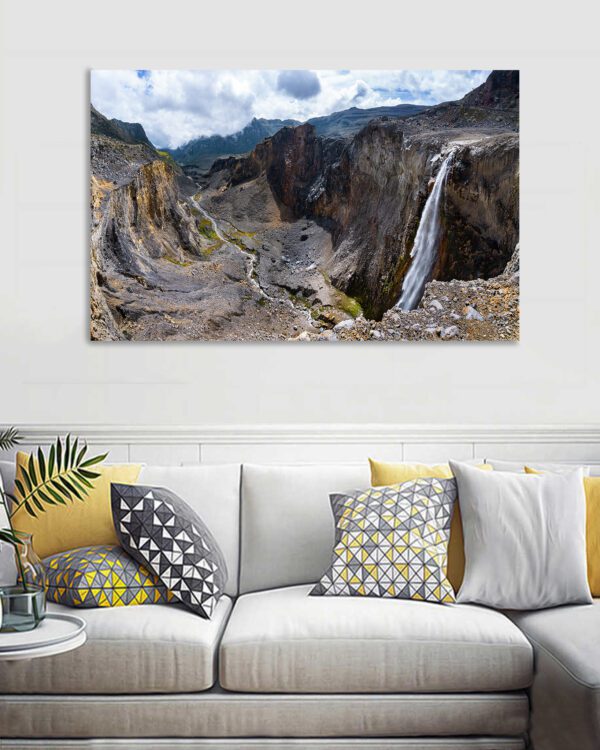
[91,105,155,148]
[460,70,519,110]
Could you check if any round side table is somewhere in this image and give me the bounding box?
[0,613,86,661]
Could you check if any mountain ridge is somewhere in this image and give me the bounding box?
[307,102,429,137]
[168,117,301,170]
[91,105,155,149]
[167,103,430,171]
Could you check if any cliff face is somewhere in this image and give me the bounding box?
[219,119,519,318]
[92,159,202,279]
[310,123,442,318]
[223,124,345,217]
[321,128,518,318]
[460,70,520,110]
[106,160,201,269]
[91,119,318,342]
[436,134,519,283]
[91,142,206,339]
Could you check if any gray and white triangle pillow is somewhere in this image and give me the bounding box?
[111,483,227,619]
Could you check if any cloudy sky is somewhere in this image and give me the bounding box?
[91,69,490,149]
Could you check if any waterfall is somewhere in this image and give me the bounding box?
[396,152,454,311]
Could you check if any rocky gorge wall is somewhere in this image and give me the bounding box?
[437,134,519,283]
[90,152,204,339]
[220,119,519,319]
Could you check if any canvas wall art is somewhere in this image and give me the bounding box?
[90,69,519,342]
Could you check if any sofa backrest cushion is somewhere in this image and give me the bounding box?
[1,460,241,596]
[240,463,370,594]
[486,458,592,475]
[138,465,241,597]
[0,460,15,499]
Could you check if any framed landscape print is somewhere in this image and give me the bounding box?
[90,69,519,342]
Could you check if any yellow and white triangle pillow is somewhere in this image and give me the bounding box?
[311,477,458,604]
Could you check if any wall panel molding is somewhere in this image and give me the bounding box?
[2,424,600,468]
[3,424,600,446]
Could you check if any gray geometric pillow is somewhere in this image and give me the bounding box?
[111,483,227,619]
[44,544,173,608]
[311,477,458,603]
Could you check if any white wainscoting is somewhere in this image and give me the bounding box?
[1,425,600,472]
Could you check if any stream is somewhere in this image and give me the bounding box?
[189,195,267,299]
[188,194,315,328]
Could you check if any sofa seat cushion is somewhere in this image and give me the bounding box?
[509,600,600,750]
[0,598,232,694]
[219,584,533,693]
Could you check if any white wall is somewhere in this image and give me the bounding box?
[1,0,598,426]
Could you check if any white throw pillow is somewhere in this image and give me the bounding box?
[449,461,592,610]
[485,458,590,476]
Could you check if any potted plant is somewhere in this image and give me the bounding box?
[0,427,107,631]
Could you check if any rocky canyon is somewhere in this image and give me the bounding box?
[90,70,519,341]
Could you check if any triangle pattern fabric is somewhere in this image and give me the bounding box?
[44,544,173,608]
[311,477,457,604]
[111,483,228,619]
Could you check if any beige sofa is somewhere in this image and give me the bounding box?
[0,460,597,749]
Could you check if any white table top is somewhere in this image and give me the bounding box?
[0,613,87,661]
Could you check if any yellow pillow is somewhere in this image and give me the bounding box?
[11,452,141,559]
[369,459,491,593]
[525,466,600,596]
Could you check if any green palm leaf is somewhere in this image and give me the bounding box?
[37,447,46,483]
[65,435,71,469]
[48,444,55,478]
[0,528,23,546]
[27,453,38,487]
[0,427,21,452]
[12,435,108,518]
[56,437,63,474]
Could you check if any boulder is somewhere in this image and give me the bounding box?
[464,305,484,321]
[440,325,460,340]
[334,319,356,332]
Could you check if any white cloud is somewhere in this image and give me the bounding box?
[91,69,491,149]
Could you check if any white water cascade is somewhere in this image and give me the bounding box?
[396,151,454,311]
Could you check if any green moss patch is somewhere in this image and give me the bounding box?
[157,150,177,169]
[336,292,363,318]
[319,269,363,318]
[201,241,223,257]
[197,218,218,241]
[164,256,192,267]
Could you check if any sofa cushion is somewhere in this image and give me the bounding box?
[509,600,600,750]
[240,463,370,593]
[0,598,232,694]
[219,584,533,693]
[138,464,240,596]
